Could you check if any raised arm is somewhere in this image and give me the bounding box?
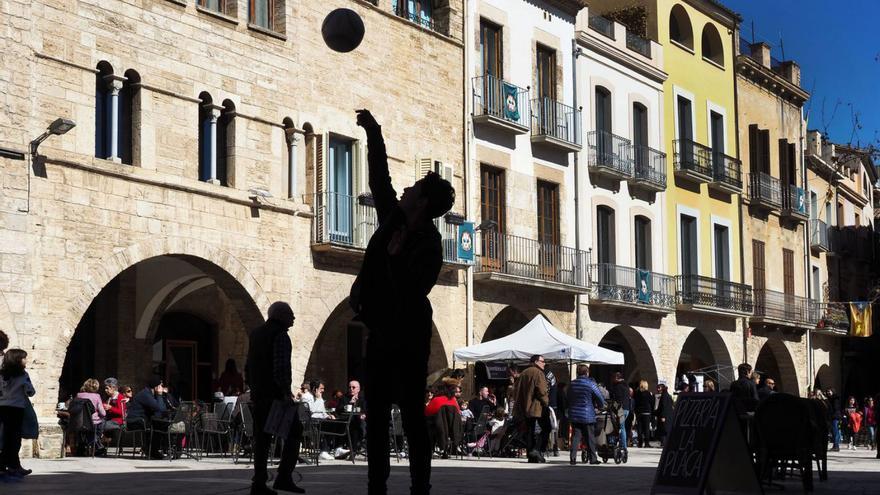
[357,110,398,223]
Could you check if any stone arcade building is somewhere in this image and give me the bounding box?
[0,0,466,457]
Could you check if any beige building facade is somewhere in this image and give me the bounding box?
[0,0,466,457]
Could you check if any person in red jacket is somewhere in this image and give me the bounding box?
[425,385,460,417]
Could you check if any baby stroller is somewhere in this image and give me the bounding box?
[594,401,628,464]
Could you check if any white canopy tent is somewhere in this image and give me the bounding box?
[453,315,624,365]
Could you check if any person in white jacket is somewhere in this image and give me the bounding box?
[0,349,36,477]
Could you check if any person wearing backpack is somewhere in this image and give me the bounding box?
[0,349,36,477]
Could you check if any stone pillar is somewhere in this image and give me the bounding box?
[205,105,222,184]
[286,129,299,199]
[105,75,125,163]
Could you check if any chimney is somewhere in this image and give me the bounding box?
[780,61,801,87]
[807,130,822,157]
[749,42,771,69]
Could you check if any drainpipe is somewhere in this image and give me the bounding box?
[800,108,812,389]
[572,37,583,340]
[731,22,747,364]
[463,0,474,350]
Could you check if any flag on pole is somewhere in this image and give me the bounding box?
[848,302,873,337]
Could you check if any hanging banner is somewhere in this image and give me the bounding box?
[638,269,652,304]
[502,82,520,121]
[849,302,873,337]
[457,222,474,263]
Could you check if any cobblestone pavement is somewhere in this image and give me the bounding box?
[3,447,879,494]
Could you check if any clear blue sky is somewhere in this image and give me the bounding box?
[726,0,880,148]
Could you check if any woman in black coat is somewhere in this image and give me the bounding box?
[654,383,674,447]
[633,380,654,447]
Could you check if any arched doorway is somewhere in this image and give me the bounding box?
[676,328,734,391]
[482,306,530,343]
[754,339,800,396]
[59,254,262,403]
[593,326,658,389]
[814,364,833,393]
[304,298,448,395]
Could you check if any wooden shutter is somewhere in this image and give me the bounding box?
[787,143,797,186]
[759,129,771,174]
[416,157,433,180]
[778,139,789,185]
[748,125,758,174]
[752,240,765,291]
[783,248,794,295]
[315,133,327,194]
[353,140,367,195]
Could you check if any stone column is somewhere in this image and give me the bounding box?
[105,75,125,163]
[205,105,222,184]
[286,129,299,199]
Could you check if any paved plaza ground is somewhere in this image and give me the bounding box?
[3,447,879,494]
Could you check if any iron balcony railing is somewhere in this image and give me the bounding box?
[810,219,830,251]
[748,172,782,208]
[310,192,461,263]
[587,130,632,176]
[673,139,713,179]
[810,302,849,334]
[753,288,813,325]
[589,263,676,309]
[782,183,808,217]
[676,274,753,314]
[475,230,589,288]
[392,1,436,31]
[631,144,667,189]
[530,97,581,147]
[472,74,530,129]
[626,30,651,58]
[712,152,743,190]
[588,15,615,39]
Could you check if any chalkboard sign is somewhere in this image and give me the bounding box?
[652,392,761,494]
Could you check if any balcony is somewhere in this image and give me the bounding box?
[810,219,830,253]
[748,172,782,210]
[392,3,437,32]
[781,184,809,221]
[710,152,743,194]
[310,192,466,265]
[530,97,582,152]
[588,15,615,39]
[588,263,676,312]
[752,289,813,327]
[474,230,589,293]
[676,274,753,316]
[628,144,667,191]
[673,139,713,183]
[587,130,632,180]
[472,74,530,134]
[810,302,849,336]
[625,30,651,58]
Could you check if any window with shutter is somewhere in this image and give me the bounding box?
[748,125,758,174]
[759,129,770,174]
[753,240,765,314]
[480,165,505,269]
[783,248,794,295]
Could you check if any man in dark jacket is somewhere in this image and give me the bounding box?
[609,372,632,451]
[350,110,454,495]
[513,355,551,463]
[125,376,167,459]
[826,388,843,451]
[654,382,674,447]
[729,363,759,414]
[245,301,303,495]
[568,364,605,465]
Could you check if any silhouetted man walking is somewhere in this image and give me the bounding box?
[246,301,304,495]
[350,110,455,495]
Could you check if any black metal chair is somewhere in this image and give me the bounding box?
[390,406,407,463]
[232,402,255,464]
[199,411,232,458]
[319,412,356,464]
[117,417,149,458]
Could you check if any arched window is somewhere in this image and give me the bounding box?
[119,69,141,166]
[94,61,114,159]
[217,100,235,187]
[669,4,693,50]
[198,92,215,183]
[701,24,724,66]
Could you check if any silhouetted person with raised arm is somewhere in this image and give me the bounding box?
[351,110,455,495]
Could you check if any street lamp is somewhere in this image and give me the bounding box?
[30,118,76,157]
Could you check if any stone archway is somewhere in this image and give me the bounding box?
[594,326,659,387]
[814,364,833,392]
[304,297,448,394]
[482,306,530,343]
[676,328,735,390]
[755,339,800,396]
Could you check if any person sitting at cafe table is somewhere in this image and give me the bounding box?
[334,380,366,459]
[101,377,125,447]
[126,376,168,459]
